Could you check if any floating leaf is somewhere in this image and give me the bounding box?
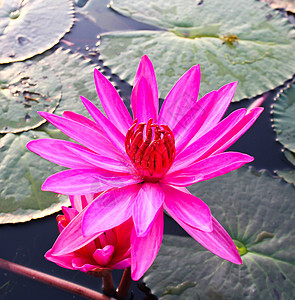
[0,131,69,224]
[144,167,295,299]
[0,61,62,133]
[98,0,295,101]
[0,0,73,64]
[272,83,295,153]
[37,48,103,116]
[261,0,295,13]
[276,149,295,184]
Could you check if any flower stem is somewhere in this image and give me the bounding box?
[0,258,111,300]
[117,267,132,300]
[101,270,115,296]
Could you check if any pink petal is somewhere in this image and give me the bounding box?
[45,249,76,270]
[82,185,140,236]
[112,218,133,261]
[212,107,263,155]
[111,258,131,269]
[27,139,94,169]
[131,76,158,123]
[38,112,123,160]
[131,209,163,281]
[94,69,133,135]
[61,206,78,222]
[131,55,159,121]
[42,169,139,195]
[190,82,237,144]
[93,245,114,266]
[173,91,217,153]
[71,259,98,273]
[164,152,253,186]
[80,96,126,154]
[132,183,165,237]
[50,206,103,256]
[158,65,201,130]
[161,184,212,232]
[112,248,131,266]
[63,111,103,133]
[174,216,242,264]
[69,194,100,212]
[65,144,132,173]
[172,108,247,172]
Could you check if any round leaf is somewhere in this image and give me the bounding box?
[0,0,74,63]
[0,61,62,133]
[37,48,103,116]
[272,82,295,153]
[0,131,69,224]
[98,0,295,101]
[276,149,295,185]
[144,167,295,299]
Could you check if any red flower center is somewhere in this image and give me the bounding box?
[125,118,175,182]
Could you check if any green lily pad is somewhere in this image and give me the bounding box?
[144,167,295,299]
[0,60,62,133]
[0,0,73,64]
[37,48,103,116]
[276,149,295,185]
[272,82,295,153]
[284,148,295,165]
[98,0,295,101]
[0,131,69,224]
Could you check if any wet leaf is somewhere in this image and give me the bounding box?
[0,60,62,133]
[273,83,295,153]
[0,131,69,224]
[276,149,295,184]
[98,0,295,101]
[261,0,295,13]
[144,167,295,299]
[0,0,73,64]
[37,48,103,116]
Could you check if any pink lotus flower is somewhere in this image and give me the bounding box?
[45,193,132,272]
[28,56,263,280]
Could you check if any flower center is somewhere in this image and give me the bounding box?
[125,118,175,182]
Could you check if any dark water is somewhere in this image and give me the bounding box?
[0,1,294,299]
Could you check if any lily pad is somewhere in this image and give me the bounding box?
[37,48,103,116]
[0,60,62,133]
[144,167,295,299]
[272,82,295,153]
[0,131,69,224]
[276,149,295,184]
[261,0,295,13]
[98,0,295,101]
[0,0,73,64]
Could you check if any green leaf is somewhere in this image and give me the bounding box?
[37,48,103,116]
[0,48,102,133]
[0,60,62,133]
[144,167,295,299]
[0,0,73,64]
[98,0,295,101]
[272,82,295,153]
[0,131,69,224]
[276,149,295,185]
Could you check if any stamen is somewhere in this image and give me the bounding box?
[125,118,175,181]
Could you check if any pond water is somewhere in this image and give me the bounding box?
[0,1,294,299]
